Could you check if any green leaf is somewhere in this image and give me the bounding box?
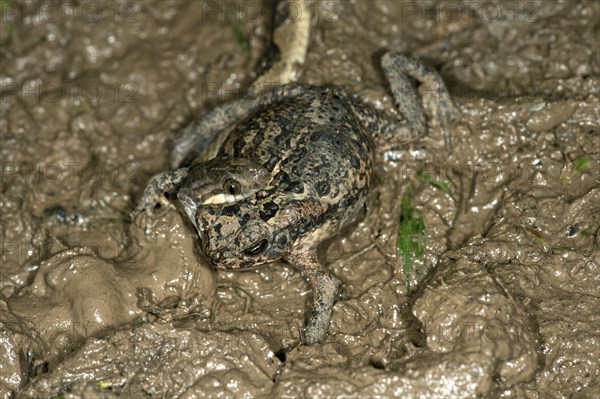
[572,157,589,173]
[230,19,251,62]
[397,186,427,295]
[416,170,452,197]
[1,1,14,39]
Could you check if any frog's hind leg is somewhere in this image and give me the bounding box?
[359,53,458,150]
[251,0,311,95]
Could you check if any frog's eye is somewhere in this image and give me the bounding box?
[244,238,268,256]
[223,178,242,196]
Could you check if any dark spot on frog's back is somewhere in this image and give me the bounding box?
[264,155,280,172]
[259,201,279,222]
[331,196,357,214]
[276,233,288,247]
[285,180,304,194]
[310,128,344,147]
[257,187,276,199]
[252,130,265,145]
[221,204,241,217]
[233,137,246,156]
[278,114,292,128]
[240,212,251,226]
[316,181,331,197]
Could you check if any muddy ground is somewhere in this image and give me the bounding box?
[1,0,599,398]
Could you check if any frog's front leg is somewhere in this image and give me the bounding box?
[286,249,341,345]
[171,84,310,168]
[133,168,189,216]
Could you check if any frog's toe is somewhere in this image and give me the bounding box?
[132,168,189,218]
[131,191,176,219]
[436,98,460,127]
[131,200,156,219]
[433,100,460,147]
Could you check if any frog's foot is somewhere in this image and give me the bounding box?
[250,0,311,96]
[365,52,459,150]
[132,168,189,217]
[286,250,341,345]
[385,53,458,145]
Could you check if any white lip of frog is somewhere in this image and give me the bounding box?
[179,184,250,207]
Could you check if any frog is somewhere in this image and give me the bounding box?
[139,157,270,228]
[134,1,457,345]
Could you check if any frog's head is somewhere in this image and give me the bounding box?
[178,157,269,211]
[178,196,294,270]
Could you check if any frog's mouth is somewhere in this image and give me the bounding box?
[205,250,274,271]
[214,262,269,272]
[177,188,253,229]
[177,191,199,229]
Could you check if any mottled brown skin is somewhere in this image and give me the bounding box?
[136,52,456,344]
[179,86,376,345]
